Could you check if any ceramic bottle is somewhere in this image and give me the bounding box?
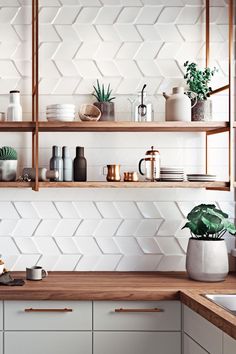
[50,146,63,181]
[62,146,73,182]
[73,146,87,182]
[7,90,22,121]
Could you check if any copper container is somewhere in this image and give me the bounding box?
[124,172,139,182]
[106,164,121,182]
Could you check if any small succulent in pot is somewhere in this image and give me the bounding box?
[0,146,18,181]
[183,204,236,282]
[92,80,115,121]
[184,61,217,121]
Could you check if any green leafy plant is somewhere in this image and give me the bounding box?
[182,204,236,240]
[0,146,17,160]
[184,61,217,101]
[92,80,115,102]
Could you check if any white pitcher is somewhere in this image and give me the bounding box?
[163,87,197,122]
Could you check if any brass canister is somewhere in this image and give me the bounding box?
[123,172,139,182]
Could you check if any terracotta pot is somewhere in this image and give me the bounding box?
[94,102,115,121]
[191,99,212,121]
[186,238,229,282]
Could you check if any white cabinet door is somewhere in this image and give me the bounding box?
[0,333,2,354]
[94,332,181,354]
[184,334,208,354]
[0,302,2,331]
[184,305,222,354]
[5,332,92,354]
[4,301,92,330]
[94,301,181,331]
[223,333,236,354]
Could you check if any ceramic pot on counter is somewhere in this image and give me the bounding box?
[186,238,229,282]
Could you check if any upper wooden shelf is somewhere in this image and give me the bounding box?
[0,121,229,133]
[38,121,229,133]
[0,122,35,132]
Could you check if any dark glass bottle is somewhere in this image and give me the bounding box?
[73,146,87,181]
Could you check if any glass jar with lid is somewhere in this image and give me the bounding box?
[133,87,154,122]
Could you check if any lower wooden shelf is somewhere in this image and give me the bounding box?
[0,182,33,188]
[39,181,229,189]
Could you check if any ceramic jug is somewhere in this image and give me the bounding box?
[163,87,197,122]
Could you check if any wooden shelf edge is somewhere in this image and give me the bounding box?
[0,122,35,132]
[38,121,230,133]
[0,182,33,188]
[39,181,229,189]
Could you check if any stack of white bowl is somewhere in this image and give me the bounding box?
[46,104,76,122]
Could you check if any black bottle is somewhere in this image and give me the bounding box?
[73,146,87,181]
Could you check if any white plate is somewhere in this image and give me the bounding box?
[47,104,75,109]
[46,113,75,118]
[47,117,75,122]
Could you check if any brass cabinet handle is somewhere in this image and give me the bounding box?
[24,308,73,313]
[115,308,164,313]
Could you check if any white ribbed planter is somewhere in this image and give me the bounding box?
[0,160,17,181]
[186,238,229,282]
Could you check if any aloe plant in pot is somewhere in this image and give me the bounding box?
[183,204,236,282]
[0,146,18,181]
[92,80,115,121]
[184,61,217,121]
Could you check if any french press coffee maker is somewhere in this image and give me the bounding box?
[138,146,160,181]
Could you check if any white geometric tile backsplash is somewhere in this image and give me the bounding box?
[0,1,234,271]
[0,201,234,271]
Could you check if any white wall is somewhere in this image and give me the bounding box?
[0,0,234,271]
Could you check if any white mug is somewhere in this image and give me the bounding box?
[26,266,48,281]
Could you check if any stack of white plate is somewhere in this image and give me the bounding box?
[46,104,76,122]
[187,174,216,182]
[160,167,184,181]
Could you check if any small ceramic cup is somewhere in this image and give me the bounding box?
[26,266,48,281]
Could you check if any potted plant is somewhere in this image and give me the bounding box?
[0,146,18,181]
[92,80,115,121]
[183,204,236,282]
[184,61,217,121]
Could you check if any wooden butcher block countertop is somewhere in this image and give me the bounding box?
[1,271,236,339]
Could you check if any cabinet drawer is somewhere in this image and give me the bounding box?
[224,333,236,354]
[5,332,92,354]
[184,334,208,354]
[183,305,222,354]
[94,301,181,331]
[4,301,92,330]
[94,332,181,354]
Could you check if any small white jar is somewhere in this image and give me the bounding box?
[7,90,22,121]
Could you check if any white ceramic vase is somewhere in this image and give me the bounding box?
[0,160,17,181]
[186,238,229,282]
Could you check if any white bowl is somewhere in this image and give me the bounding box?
[47,104,75,110]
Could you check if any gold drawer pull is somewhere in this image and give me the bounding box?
[24,308,73,313]
[115,308,164,313]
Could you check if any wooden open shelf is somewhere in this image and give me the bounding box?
[38,121,229,133]
[0,122,35,132]
[39,181,229,189]
[0,182,33,188]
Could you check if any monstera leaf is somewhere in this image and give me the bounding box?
[182,204,236,239]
